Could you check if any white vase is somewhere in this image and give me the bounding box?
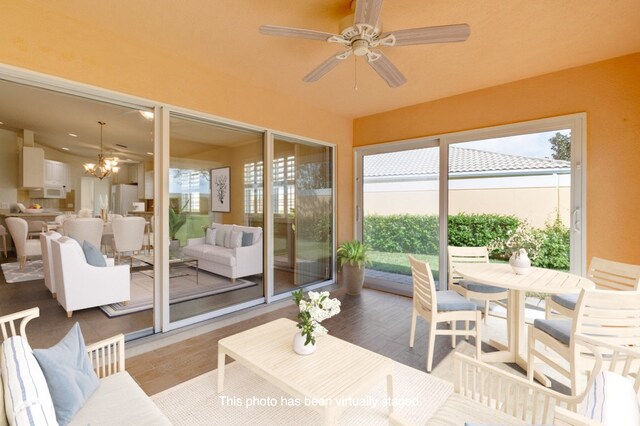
[509,248,532,275]
[293,332,316,355]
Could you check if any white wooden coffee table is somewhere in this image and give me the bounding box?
[218,318,394,425]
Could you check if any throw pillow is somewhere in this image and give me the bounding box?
[82,241,107,267]
[205,228,217,246]
[229,230,243,249]
[33,323,100,426]
[577,370,640,426]
[214,227,226,247]
[241,231,254,247]
[1,336,57,425]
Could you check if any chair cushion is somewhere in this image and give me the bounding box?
[578,370,640,426]
[1,336,57,425]
[437,291,478,312]
[533,319,572,345]
[33,323,100,425]
[459,279,505,294]
[82,241,107,267]
[182,244,236,266]
[550,293,578,311]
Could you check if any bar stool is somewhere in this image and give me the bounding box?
[0,225,6,258]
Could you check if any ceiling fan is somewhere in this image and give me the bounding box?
[259,0,470,88]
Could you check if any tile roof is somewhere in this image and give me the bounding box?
[363,146,570,178]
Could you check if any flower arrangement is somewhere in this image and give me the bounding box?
[292,290,341,346]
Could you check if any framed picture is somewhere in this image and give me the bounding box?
[210,167,231,213]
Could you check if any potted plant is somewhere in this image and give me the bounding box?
[168,198,189,252]
[337,240,369,295]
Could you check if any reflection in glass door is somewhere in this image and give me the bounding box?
[360,145,440,295]
[168,114,265,323]
[272,137,334,295]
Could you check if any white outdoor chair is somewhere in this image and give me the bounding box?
[39,231,62,299]
[408,255,482,372]
[546,257,640,318]
[448,246,509,323]
[455,334,640,425]
[111,217,146,263]
[51,237,130,318]
[528,288,640,394]
[63,217,104,249]
[0,225,7,258]
[5,217,41,270]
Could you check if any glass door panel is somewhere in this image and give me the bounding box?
[361,145,440,295]
[168,113,264,322]
[273,137,334,295]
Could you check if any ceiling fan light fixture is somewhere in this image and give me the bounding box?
[351,39,369,56]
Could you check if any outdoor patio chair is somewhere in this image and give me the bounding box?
[528,288,640,395]
[546,257,640,318]
[448,246,509,323]
[408,255,482,372]
[5,217,41,270]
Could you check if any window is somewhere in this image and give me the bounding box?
[244,161,263,214]
[245,156,296,216]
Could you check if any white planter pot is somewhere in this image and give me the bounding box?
[342,264,365,295]
[293,331,316,355]
[509,249,532,275]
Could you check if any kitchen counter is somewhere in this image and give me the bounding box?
[1,212,63,218]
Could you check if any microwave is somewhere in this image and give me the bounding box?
[30,187,66,199]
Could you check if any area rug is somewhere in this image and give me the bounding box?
[151,360,453,426]
[0,260,44,283]
[100,272,257,317]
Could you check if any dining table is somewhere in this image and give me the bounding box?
[454,263,595,385]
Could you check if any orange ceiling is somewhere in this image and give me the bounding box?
[32,0,640,118]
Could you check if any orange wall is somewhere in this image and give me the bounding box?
[0,2,353,242]
[354,53,640,265]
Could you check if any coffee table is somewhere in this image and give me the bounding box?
[217,318,394,425]
[132,251,199,284]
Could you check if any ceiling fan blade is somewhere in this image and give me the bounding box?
[353,0,384,27]
[367,52,406,88]
[303,51,352,83]
[259,25,337,42]
[382,24,470,46]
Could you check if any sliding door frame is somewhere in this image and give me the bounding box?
[355,113,587,293]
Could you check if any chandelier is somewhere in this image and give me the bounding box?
[83,121,119,180]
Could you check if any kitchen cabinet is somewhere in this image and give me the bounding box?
[44,160,65,187]
[137,164,145,199]
[144,170,153,199]
[19,147,44,188]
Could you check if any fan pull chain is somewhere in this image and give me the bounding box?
[354,56,358,91]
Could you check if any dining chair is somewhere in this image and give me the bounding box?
[5,218,42,270]
[0,225,7,258]
[39,231,62,299]
[26,220,45,239]
[448,246,509,323]
[546,257,640,319]
[111,217,146,263]
[408,255,482,372]
[528,288,640,395]
[62,218,104,249]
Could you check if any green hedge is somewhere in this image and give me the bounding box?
[363,213,569,270]
[364,213,520,256]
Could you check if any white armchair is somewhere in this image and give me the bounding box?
[63,218,103,248]
[51,237,130,318]
[5,217,41,270]
[39,231,62,298]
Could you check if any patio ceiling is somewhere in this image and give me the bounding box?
[31,0,640,118]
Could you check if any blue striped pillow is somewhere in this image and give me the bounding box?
[578,371,640,425]
[0,336,57,425]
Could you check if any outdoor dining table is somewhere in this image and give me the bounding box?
[453,263,595,385]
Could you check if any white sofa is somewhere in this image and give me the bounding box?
[184,223,262,282]
[0,307,170,425]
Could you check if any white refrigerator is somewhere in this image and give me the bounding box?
[111,184,139,216]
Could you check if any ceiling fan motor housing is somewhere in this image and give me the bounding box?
[351,39,370,56]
